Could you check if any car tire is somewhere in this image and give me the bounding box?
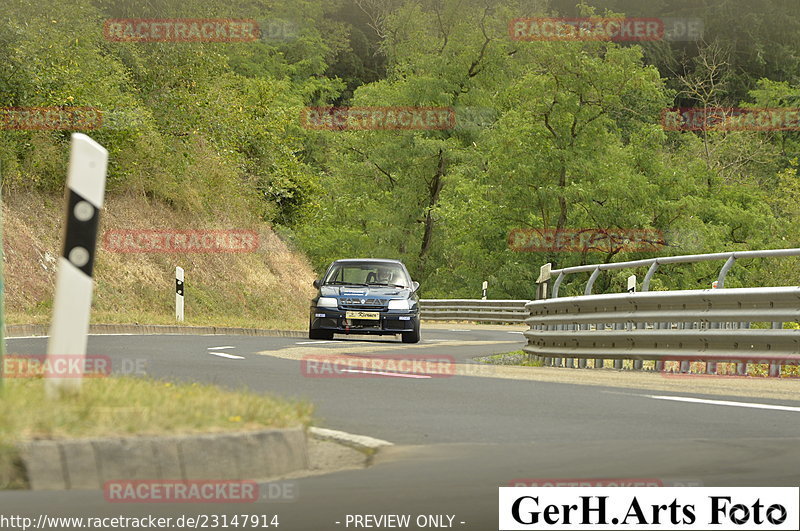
[308,324,334,340]
[401,321,421,343]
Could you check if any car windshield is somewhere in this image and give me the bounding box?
[323,263,409,288]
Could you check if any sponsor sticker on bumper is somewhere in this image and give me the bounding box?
[345,311,380,320]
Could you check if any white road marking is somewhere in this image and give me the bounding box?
[296,340,338,345]
[449,329,472,332]
[507,331,525,334]
[10,334,222,338]
[425,339,454,342]
[647,394,800,413]
[209,351,245,360]
[207,346,235,350]
[340,369,431,379]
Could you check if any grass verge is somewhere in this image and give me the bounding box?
[476,350,544,367]
[0,377,313,489]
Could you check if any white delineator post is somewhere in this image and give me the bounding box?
[46,134,108,396]
[481,280,488,300]
[627,274,642,370]
[176,266,184,321]
[627,274,636,293]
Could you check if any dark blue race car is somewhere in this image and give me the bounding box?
[308,258,421,343]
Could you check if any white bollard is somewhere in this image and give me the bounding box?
[46,134,108,396]
[176,266,185,321]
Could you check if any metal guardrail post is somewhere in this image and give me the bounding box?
[770,321,784,377]
[551,272,564,299]
[585,267,601,295]
[717,256,736,288]
[613,321,623,370]
[642,261,659,292]
[536,263,551,300]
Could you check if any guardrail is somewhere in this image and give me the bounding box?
[420,299,528,323]
[545,248,800,297]
[526,248,800,376]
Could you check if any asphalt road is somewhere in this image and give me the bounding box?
[4,327,800,530]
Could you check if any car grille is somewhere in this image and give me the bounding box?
[339,297,387,310]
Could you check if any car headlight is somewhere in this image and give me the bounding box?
[317,297,338,308]
[388,299,410,310]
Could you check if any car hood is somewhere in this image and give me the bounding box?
[320,285,411,298]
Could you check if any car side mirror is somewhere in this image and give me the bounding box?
[313,279,320,289]
[411,281,420,292]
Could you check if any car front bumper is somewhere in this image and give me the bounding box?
[310,308,419,334]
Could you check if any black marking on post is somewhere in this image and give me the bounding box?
[176,279,184,296]
[62,189,99,277]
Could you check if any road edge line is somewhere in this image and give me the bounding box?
[5,323,306,339]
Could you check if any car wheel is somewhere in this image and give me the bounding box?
[308,324,334,340]
[401,321,421,343]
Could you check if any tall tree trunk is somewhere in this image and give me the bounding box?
[556,162,568,231]
[419,149,446,274]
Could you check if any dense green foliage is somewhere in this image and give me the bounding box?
[2,0,799,299]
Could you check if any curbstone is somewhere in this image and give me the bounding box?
[150,437,183,480]
[252,428,309,477]
[19,441,67,490]
[4,324,48,337]
[20,428,312,490]
[93,438,158,483]
[60,440,100,489]
[179,433,242,480]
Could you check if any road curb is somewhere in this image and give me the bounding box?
[19,428,309,491]
[309,427,394,454]
[4,323,306,339]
